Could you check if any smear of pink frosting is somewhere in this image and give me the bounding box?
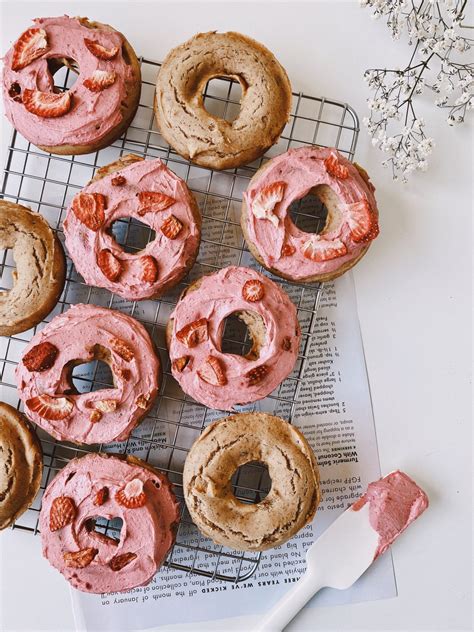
[2,16,132,147]
[39,453,180,593]
[242,146,378,280]
[168,266,300,410]
[16,304,160,444]
[64,158,201,300]
[352,470,429,558]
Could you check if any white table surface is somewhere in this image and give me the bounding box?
[0,2,472,631]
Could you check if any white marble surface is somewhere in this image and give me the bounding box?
[0,2,472,631]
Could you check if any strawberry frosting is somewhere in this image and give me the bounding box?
[64,158,201,301]
[39,453,180,593]
[352,470,429,558]
[242,146,379,280]
[16,304,160,444]
[168,266,301,410]
[2,16,134,147]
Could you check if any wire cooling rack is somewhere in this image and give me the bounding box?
[0,57,359,583]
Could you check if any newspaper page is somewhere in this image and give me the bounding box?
[70,184,396,631]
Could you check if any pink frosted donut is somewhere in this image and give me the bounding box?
[241,147,379,283]
[39,453,179,593]
[2,16,141,154]
[16,304,160,444]
[63,155,201,301]
[166,266,301,410]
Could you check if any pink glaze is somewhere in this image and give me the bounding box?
[16,304,160,444]
[242,146,379,280]
[168,266,300,410]
[64,158,201,300]
[352,470,429,558]
[39,453,180,593]
[2,16,134,148]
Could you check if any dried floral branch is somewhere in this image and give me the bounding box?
[361,0,473,180]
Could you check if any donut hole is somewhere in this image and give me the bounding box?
[84,515,123,545]
[219,311,264,360]
[108,217,156,254]
[47,57,80,92]
[70,359,115,393]
[0,248,15,292]
[202,77,243,123]
[231,461,272,503]
[288,184,340,234]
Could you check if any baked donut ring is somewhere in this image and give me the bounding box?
[166,266,301,410]
[16,304,160,445]
[0,201,65,336]
[63,154,201,301]
[155,31,292,170]
[0,402,43,530]
[2,16,141,155]
[39,452,179,593]
[241,147,379,283]
[183,413,320,551]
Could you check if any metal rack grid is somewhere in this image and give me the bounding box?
[0,57,359,583]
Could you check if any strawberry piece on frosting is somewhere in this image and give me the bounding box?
[84,38,119,60]
[22,89,72,118]
[251,182,286,227]
[302,236,347,262]
[11,27,49,70]
[83,69,116,92]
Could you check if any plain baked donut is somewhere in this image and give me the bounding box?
[0,402,43,530]
[16,304,160,445]
[39,452,179,593]
[166,266,301,411]
[63,154,201,301]
[241,146,379,283]
[183,413,320,551]
[155,31,292,170]
[0,201,65,336]
[2,16,141,155]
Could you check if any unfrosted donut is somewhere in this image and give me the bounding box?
[2,16,140,154]
[63,154,201,301]
[0,201,65,336]
[16,304,160,444]
[166,266,300,411]
[39,453,179,593]
[183,413,320,551]
[155,31,292,170]
[241,147,379,283]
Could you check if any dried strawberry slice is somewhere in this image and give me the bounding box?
[8,82,22,102]
[50,496,76,531]
[251,182,286,227]
[94,487,109,506]
[302,236,347,262]
[12,27,49,70]
[172,356,192,372]
[109,337,134,361]
[324,152,349,179]
[83,69,116,92]
[137,191,175,216]
[22,89,71,118]
[197,356,227,386]
[139,255,158,283]
[116,479,146,508]
[135,394,151,409]
[97,249,122,282]
[161,215,183,239]
[242,279,264,302]
[111,175,126,186]
[84,38,119,60]
[26,394,73,420]
[281,244,296,257]
[23,342,58,372]
[176,318,208,348]
[91,399,118,413]
[64,547,98,568]
[344,199,379,243]
[109,552,137,571]
[89,410,102,423]
[72,193,106,231]
[246,364,269,386]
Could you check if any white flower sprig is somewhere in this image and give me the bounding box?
[361,0,473,181]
